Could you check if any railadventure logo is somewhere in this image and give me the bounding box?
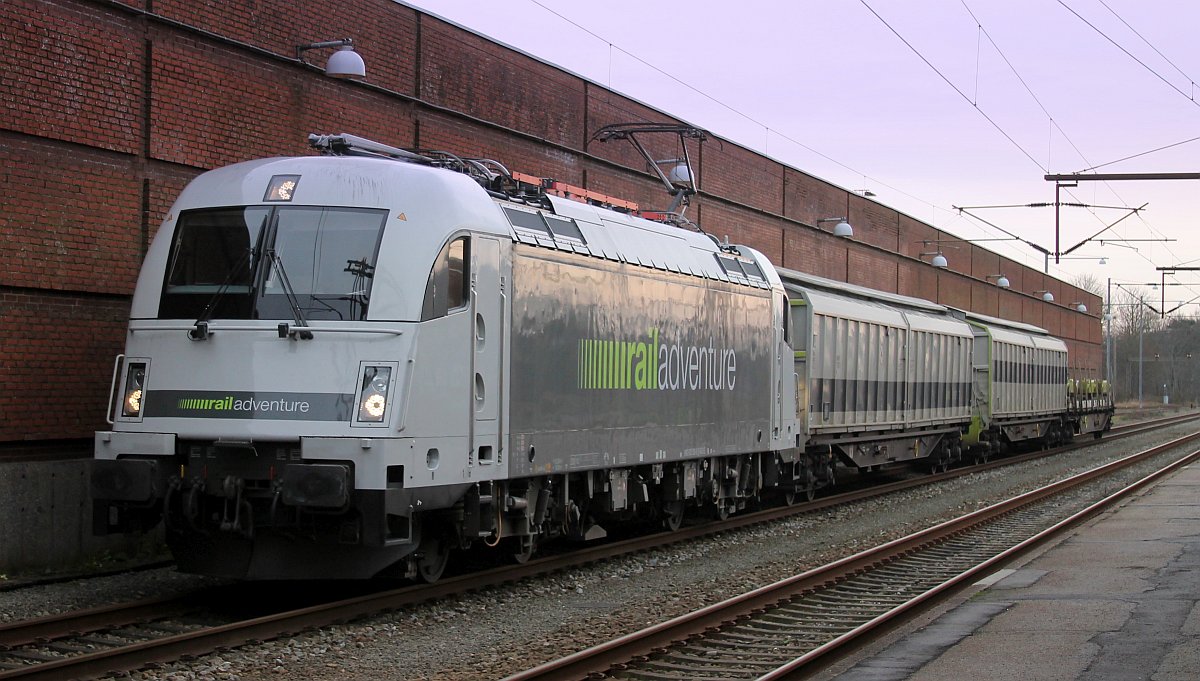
[144,390,353,421]
[176,395,311,414]
[578,328,737,391]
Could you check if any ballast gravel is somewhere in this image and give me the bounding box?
[1,417,1195,681]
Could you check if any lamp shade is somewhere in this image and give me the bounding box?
[832,220,853,238]
[667,163,692,184]
[931,253,948,268]
[326,45,366,78]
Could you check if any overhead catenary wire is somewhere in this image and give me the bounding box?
[955,0,1200,286]
[1059,0,1200,108]
[1077,134,1200,173]
[858,0,1046,172]
[1048,0,1200,280]
[523,0,970,230]
[953,0,1187,278]
[527,0,1103,268]
[955,0,1139,260]
[1099,0,1197,94]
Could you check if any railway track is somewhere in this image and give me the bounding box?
[0,412,1195,680]
[502,431,1200,680]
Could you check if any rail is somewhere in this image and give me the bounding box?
[501,433,1200,680]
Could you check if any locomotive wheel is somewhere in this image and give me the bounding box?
[662,500,685,531]
[510,534,537,564]
[415,532,451,583]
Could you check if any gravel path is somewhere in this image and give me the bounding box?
[1,419,1194,681]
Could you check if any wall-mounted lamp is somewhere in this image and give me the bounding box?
[1071,302,1088,313]
[817,217,853,238]
[920,251,948,268]
[853,189,876,198]
[1035,290,1054,302]
[655,158,693,185]
[297,38,366,79]
[986,274,1010,288]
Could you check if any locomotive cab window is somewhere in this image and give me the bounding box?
[422,236,470,320]
[258,207,386,321]
[159,206,386,321]
[160,207,269,319]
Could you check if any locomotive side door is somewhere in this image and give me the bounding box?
[470,236,504,469]
[772,289,798,448]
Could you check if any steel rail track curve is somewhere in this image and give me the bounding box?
[500,432,1200,680]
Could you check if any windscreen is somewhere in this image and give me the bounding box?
[159,206,386,321]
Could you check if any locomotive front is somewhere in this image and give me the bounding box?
[92,153,507,578]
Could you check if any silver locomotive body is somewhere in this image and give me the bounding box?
[92,141,796,578]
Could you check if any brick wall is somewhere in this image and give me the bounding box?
[0,290,129,440]
[0,0,1104,443]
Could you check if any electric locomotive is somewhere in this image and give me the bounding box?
[93,133,800,579]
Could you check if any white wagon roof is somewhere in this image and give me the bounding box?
[957,310,1067,352]
[956,309,1050,336]
[777,267,948,314]
[780,267,971,338]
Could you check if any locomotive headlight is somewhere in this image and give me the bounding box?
[122,362,147,417]
[264,174,301,202]
[362,393,386,418]
[357,366,392,422]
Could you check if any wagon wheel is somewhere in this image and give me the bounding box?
[415,531,451,583]
[662,500,685,532]
[785,480,816,506]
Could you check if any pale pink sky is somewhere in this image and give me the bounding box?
[402,0,1200,306]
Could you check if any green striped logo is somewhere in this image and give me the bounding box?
[578,329,661,391]
[577,328,738,392]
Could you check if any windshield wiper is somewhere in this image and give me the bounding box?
[189,247,253,341]
[265,248,313,340]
